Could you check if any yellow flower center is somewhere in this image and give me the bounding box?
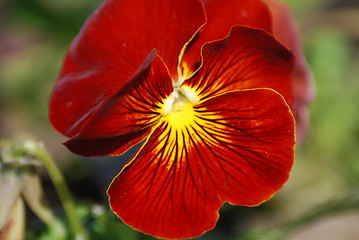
[161,86,199,130]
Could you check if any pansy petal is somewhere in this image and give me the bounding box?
[266,0,314,103]
[184,26,295,106]
[72,55,173,139]
[64,128,149,157]
[181,0,272,76]
[49,0,205,137]
[108,89,295,239]
[266,0,314,141]
[64,55,173,156]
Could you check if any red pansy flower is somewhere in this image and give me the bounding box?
[48,0,306,239]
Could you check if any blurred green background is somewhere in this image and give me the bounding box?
[1,0,359,239]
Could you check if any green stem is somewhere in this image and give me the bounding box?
[19,141,87,240]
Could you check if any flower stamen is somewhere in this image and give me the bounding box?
[162,86,199,116]
[160,86,200,130]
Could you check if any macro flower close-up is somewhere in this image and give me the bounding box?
[4,0,359,239]
[48,0,312,239]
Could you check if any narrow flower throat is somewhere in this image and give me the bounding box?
[161,86,200,129]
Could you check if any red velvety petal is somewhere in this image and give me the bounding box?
[181,0,272,76]
[108,89,295,239]
[265,0,314,142]
[72,55,173,139]
[49,0,205,137]
[184,26,295,106]
[63,55,173,156]
[64,128,149,157]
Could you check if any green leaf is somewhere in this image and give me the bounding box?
[37,220,68,240]
[87,206,139,240]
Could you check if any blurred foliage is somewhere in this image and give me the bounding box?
[27,204,160,240]
[1,0,359,239]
